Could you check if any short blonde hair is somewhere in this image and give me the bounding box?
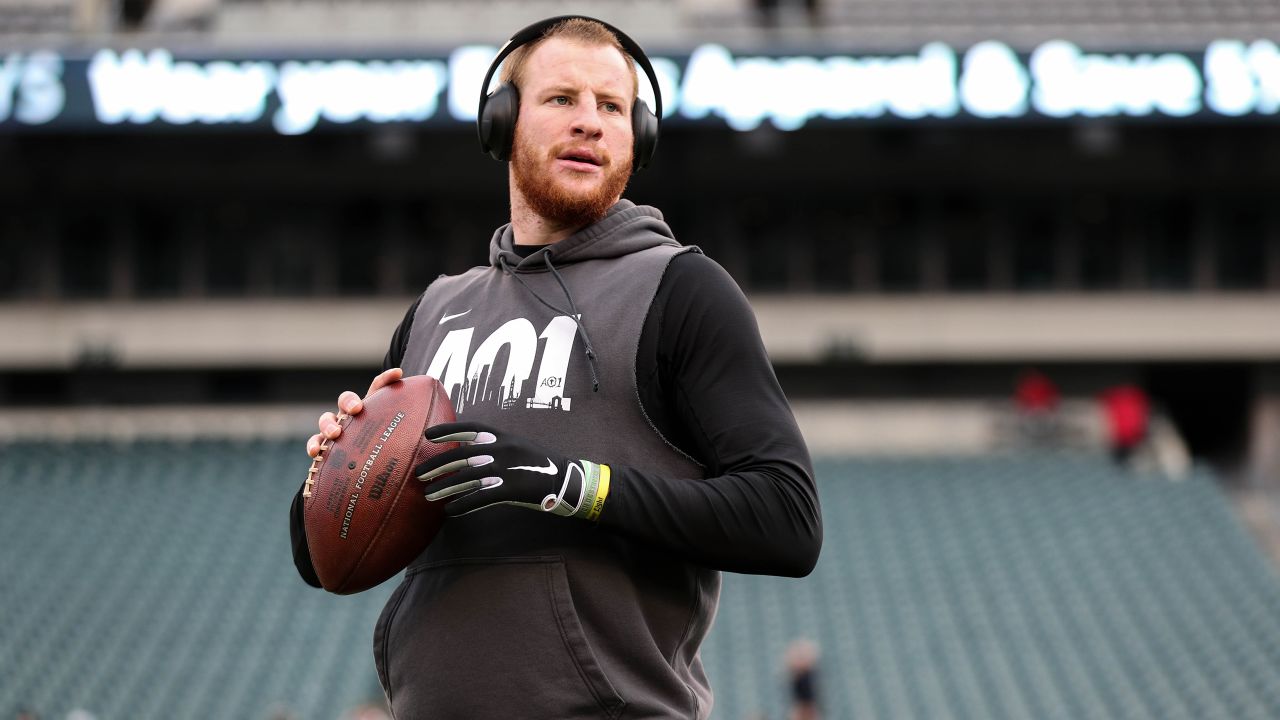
[499,18,640,102]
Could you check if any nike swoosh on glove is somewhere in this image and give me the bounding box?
[415,421,611,520]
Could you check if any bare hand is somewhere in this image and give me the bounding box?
[305,367,404,457]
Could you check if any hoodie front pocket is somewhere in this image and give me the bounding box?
[378,555,626,720]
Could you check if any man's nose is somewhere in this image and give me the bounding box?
[570,102,604,140]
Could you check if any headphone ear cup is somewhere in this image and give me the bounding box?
[479,83,520,161]
[631,99,659,173]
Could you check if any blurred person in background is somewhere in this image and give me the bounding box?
[1015,368,1059,416]
[1014,368,1062,446]
[1101,384,1150,466]
[290,15,821,719]
[785,639,821,720]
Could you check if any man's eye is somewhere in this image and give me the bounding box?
[552,96,570,106]
[603,102,621,114]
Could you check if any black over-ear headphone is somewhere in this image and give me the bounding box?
[476,15,663,173]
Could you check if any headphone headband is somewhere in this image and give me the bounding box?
[477,15,663,125]
[476,15,663,170]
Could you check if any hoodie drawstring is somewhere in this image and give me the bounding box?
[498,253,602,393]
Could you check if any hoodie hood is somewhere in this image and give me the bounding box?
[489,200,681,271]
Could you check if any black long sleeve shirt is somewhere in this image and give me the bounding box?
[291,250,822,584]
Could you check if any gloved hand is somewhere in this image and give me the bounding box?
[415,422,611,520]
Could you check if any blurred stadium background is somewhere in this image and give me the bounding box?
[4,0,1280,718]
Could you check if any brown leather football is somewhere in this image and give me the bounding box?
[303,375,455,594]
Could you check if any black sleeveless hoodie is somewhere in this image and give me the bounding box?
[373,201,717,719]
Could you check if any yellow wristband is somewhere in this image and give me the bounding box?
[586,464,611,522]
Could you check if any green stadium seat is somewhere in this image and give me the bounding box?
[3,444,1280,718]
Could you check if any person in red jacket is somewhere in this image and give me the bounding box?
[1101,384,1150,464]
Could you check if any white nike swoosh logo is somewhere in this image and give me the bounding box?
[439,309,472,325]
[510,458,558,475]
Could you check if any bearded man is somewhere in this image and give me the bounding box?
[290,16,822,719]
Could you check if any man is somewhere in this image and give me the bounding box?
[291,17,821,719]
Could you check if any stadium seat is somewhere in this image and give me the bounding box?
[3,444,1280,718]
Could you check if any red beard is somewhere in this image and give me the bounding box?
[511,127,632,229]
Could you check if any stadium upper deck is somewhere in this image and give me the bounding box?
[2,0,1279,478]
[4,0,1280,50]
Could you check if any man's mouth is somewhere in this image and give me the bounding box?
[556,149,604,169]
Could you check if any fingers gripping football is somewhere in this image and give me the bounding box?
[415,422,611,521]
[305,368,404,458]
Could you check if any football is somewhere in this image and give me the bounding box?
[303,375,456,594]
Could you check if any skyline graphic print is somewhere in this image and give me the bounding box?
[425,314,580,415]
